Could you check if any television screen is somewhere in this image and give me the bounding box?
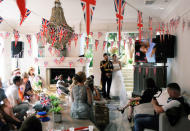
[11,41,24,58]
[135,40,167,63]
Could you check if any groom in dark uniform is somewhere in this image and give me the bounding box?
[100,53,113,99]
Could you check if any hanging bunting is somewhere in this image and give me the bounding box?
[58,26,64,42]
[48,46,53,55]
[138,67,141,73]
[123,40,126,49]
[49,27,55,39]
[90,32,93,37]
[162,23,165,40]
[98,32,103,39]
[63,30,68,40]
[60,56,64,62]
[166,23,169,36]
[149,17,153,42]
[145,67,149,76]
[44,61,48,67]
[111,41,114,48]
[55,49,60,56]
[34,58,38,63]
[170,19,174,33]
[114,0,126,42]
[20,8,31,26]
[103,41,107,51]
[39,50,43,56]
[85,37,89,49]
[28,49,32,56]
[137,11,143,42]
[51,36,57,47]
[129,37,132,45]
[182,19,186,32]
[79,33,83,38]
[95,40,99,51]
[0,33,3,38]
[68,39,72,51]
[36,32,40,43]
[117,41,120,48]
[13,29,20,47]
[157,23,162,41]
[153,67,156,76]
[0,16,3,24]
[42,18,50,37]
[54,58,60,65]
[5,32,10,39]
[26,34,32,49]
[74,34,78,47]
[69,62,73,68]
[16,0,26,23]
[81,0,96,36]
[175,17,181,31]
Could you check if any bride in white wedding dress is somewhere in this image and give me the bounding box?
[110,54,128,107]
[105,55,130,131]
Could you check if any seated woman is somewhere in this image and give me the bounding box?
[22,72,33,102]
[118,78,158,122]
[85,75,101,101]
[70,72,92,119]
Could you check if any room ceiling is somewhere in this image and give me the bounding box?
[0,0,177,33]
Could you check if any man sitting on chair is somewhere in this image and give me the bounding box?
[134,83,187,131]
[56,75,70,95]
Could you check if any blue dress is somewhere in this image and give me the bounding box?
[70,85,91,119]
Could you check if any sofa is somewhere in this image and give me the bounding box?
[133,89,190,131]
[134,103,190,131]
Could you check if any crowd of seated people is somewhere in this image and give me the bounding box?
[0,67,43,130]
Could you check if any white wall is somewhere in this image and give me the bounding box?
[164,0,190,93]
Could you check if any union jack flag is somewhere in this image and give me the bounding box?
[40,96,50,107]
[58,26,64,42]
[0,0,4,3]
[49,27,55,39]
[81,1,96,24]
[0,16,3,24]
[81,0,96,36]
[20,8,31,26]
[114,0,126,41]
[114,0,126,28]
[13,29,20,47]
[42,18,50,36]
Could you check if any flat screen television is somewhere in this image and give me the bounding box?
[11,41,24,58]
[135,39,167,63]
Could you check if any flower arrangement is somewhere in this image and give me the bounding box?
[130,100,140,107]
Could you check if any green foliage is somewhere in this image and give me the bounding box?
[49,95,62,114]
[108,33,117,41]
[49,95,58,102]
[50,106,62,114]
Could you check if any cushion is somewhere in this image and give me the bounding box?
[134,103,154,116]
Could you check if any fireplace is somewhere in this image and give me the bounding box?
[37,57,90,88]
[50,68,75,84]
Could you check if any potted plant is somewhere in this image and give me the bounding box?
[49,95,63,123]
